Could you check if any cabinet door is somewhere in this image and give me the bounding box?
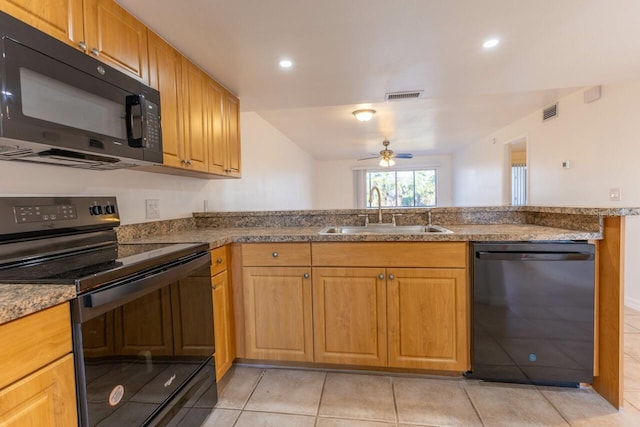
[0,354,77,426]
[243,267,313,361]
[171,277,215,356]
[114,287,174,356]
[224,92,241,177]
[213,271,233,380]
[148,31,185,169]
[313,267,387,366]
[206,80,227,175]
[83,0,149,83]
[387,268,469,371]
[0,0,84,50]
[181,58,209,172]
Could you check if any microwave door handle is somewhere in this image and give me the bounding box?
[125,94,143,147]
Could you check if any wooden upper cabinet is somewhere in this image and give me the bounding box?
[224,92,241,177]
[148,32,185,169]
[0,0,85,49]
[206,80,226,175]
[0,0,149,83]
[181,57,209,172]
[83,0,149,83]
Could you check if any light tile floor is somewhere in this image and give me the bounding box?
[202,307,640,426]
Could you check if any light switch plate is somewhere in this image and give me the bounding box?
[609,188,621,202]
[145,199,160,219]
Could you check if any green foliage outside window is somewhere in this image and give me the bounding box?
[366,169,436,207]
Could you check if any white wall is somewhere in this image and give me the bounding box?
[0,112,315,223]
[206,112,315,211]
[451,80,640,307]
[314,155,453,209]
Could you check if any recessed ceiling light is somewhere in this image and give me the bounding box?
[482,38,500,49]
[279,59,293,68]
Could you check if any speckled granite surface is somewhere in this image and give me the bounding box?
[116,217,195,241]
[192,206,638,231]
[119,224,601,247]
[0,284,75,325]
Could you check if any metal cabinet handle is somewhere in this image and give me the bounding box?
[212,285,217,290]
[78,41,87,51]
[303,273,310,279]
[216,258,223,264]
[90,47,100,56]
[272,252,278,258]
[388,274,395,280]
[378,274,384,280]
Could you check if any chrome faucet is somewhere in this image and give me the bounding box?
[427,209,432,227]
[369,186,383,224]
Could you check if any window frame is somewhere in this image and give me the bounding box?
[362,167,438,208]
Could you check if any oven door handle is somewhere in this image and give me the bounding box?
[73,251,211,322]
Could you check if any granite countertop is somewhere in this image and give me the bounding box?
[0,221,600,326]
[0,284,76,325]
[119,223,601,248]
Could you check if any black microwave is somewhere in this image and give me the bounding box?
[0,11,162,170]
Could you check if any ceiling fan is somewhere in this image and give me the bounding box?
[357,139,413,167]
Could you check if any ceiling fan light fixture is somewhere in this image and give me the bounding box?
[352,109,376,122]
[379,157,395,167]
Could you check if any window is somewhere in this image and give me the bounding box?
[365,169,437,208]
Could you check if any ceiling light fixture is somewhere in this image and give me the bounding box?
[482,38,500,49]
[352,109,376,122]
[379,157,395,167]
[279,59,293,68]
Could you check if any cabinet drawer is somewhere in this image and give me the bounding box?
[0,303,72,389]
[242,243,311,266]
[312,242,467,268]
[210,245,228,276]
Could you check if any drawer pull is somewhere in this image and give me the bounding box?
[272,252,279,258]
[388,274,395,280]
[303,273,310,279]
[378,274,384,280]
[216,258,223,264]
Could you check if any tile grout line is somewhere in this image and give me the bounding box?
[462,383,487,427]
[390,375,400,426]
[534,385,573,427]
[232,367,266,425]
[314,371,329,427]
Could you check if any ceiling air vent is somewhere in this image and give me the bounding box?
[385,90,424,101]
[542,103,558,121]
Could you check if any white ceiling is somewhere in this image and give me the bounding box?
[118,0,640,160]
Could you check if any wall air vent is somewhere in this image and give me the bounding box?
[542,103,558,121]
[385,90,424,101]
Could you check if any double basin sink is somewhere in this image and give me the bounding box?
[318,224,453,235]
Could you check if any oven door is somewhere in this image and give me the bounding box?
[71,253,216,426]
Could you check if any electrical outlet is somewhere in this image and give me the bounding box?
[609,188,621,202]
[145,199,160,219]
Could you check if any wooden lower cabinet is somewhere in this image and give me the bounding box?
[0,303,77,426]
[0,355,77,426]
[243,266,313,362]
[213,270,233,380]
[312,268,387,366]
[387,268,469,371]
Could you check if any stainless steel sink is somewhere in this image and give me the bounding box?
[318,224,453,235]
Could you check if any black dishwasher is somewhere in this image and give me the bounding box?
[468,242,595,387]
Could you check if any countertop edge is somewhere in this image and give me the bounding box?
[0,284,76,325]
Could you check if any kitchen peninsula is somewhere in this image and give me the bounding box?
[1,205,637,414]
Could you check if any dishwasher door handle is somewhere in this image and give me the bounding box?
[476,251,594,261]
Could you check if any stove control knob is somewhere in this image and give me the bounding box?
[104,205,116,215]
[89,205,103,216]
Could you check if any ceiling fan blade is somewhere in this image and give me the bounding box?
[395,153,413,159]
[357,156,379,161]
